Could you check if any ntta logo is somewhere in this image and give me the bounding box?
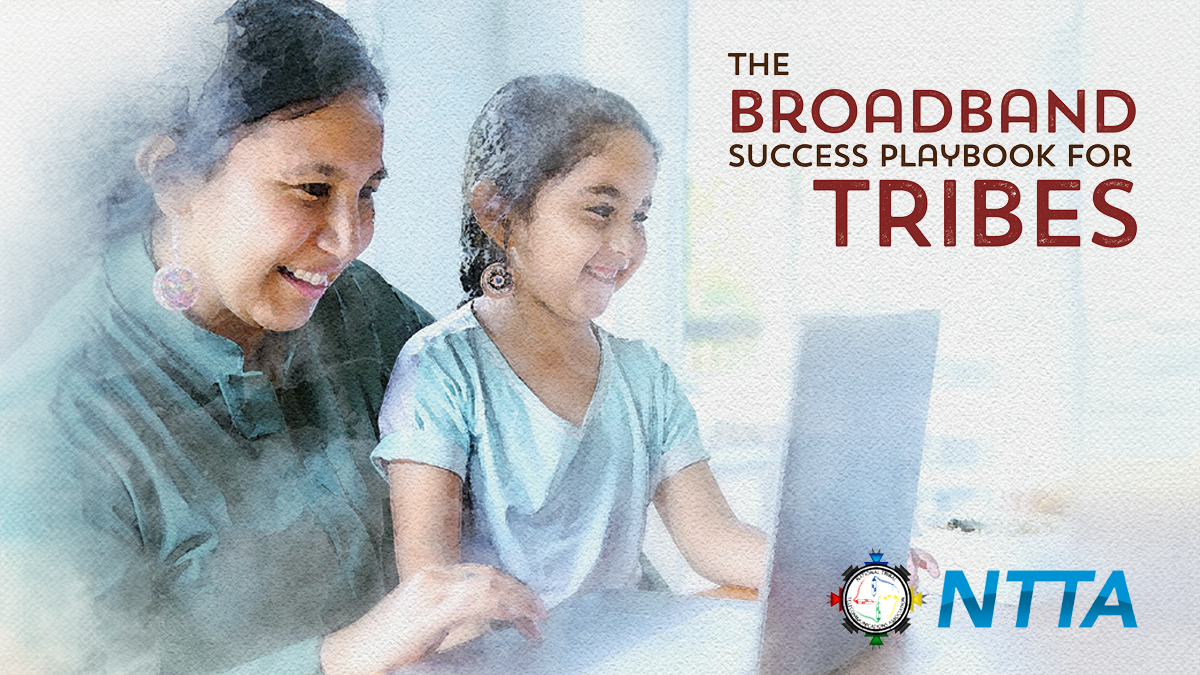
[827,554,1136,643]
[829,550,927,645]
[938,570,1137,628]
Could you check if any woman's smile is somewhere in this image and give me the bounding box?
[278,264,337,299]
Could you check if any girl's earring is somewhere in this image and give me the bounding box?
[153,220,201,311]
[480,261,514,299]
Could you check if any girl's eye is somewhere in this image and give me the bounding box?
[632,212,649,224]
[359,184,379,200]
[586,205,615,219]
[297,183,330,199]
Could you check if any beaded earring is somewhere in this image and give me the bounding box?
[480,261,513,299]
[152,222,201,311]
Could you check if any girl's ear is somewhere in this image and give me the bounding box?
[470,180,509,246]
[136,135,193,217]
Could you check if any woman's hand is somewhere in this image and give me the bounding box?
[319,563,547,675]
[436,617,493,653]
[906,546,940,590]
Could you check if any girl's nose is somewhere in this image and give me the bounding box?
[607,217,642,257]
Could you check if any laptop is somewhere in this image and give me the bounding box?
[757,310,940,673]
[392,311,940,675]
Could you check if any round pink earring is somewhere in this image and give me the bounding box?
[480,261,513,299]
[153,222,201,311]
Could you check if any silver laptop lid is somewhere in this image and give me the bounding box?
[758,311,939,674]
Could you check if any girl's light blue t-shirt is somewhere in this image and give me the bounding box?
[372,303,708,607]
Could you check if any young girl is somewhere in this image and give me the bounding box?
[372,75,767,622]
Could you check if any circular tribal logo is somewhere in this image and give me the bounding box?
[829,549,924,645]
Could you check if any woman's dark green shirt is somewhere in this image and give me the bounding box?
[0,234,433,674]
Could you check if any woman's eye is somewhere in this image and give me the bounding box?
[586,205,615,219]
[632,212,649,224]
[359,184,379,200]
[297,183,330,199]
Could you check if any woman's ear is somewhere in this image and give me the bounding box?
[136,135,191,217]
[470,180,509,245]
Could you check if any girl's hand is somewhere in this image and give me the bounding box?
[653,461,768,590]
[906,546,940,590]
[319,563,547,675]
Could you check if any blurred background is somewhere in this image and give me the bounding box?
[2,2,1196,667]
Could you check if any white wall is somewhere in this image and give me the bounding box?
[352,0,690,368]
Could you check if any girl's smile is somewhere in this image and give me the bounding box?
[583,263,625,284]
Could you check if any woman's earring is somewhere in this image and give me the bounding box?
[480,261,514,299]
[153,221,201,311]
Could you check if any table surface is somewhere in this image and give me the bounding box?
[394,585,1178,675]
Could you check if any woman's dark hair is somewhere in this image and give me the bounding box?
[161,0,385,179]
[113,0,383,241]
[458,75,660,302]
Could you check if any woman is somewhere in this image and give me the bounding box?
[0,1,543,674]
